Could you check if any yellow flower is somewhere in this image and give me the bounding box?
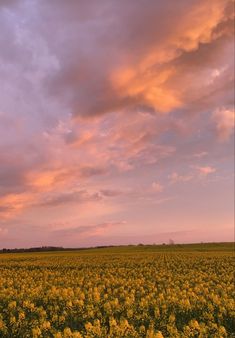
[8,301,17,309]
[32,327,42,337]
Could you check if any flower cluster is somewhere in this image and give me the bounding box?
[0,246,234,337]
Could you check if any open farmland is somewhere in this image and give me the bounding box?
[0,243,234,337]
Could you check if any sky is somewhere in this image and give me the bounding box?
[0,0,234,248]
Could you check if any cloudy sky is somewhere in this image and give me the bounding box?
[0,0,234,248]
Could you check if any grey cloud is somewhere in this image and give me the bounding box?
[39,190,102,207]
[52,221,124,238]
[100,189,123,197]
[31,0,234,118]
[37,186,125,208]
[79,166,108,177]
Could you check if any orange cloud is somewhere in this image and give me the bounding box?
[110,0,232,114]
[26,168,73,193]
[0,192,34,219]
[111,66,181,113]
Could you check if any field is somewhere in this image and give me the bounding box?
[0,243,234,337]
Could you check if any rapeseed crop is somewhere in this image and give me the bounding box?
[0,244,234,337]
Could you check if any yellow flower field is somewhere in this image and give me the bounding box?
[0,244,234,337]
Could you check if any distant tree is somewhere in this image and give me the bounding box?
[169,239,175,245]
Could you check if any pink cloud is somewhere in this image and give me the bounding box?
[197,166,216,176]
[169,172,194,184]
[152,182,164,192]
[213,107,234,141]
[193,152,208,158]
[0,227,8,237]
[0,0,233,248]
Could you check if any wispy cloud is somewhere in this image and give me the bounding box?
[196,166,216,176]
[52,221,126,239]
[212,108,234,141]
[169,172,194,184]
[151,182,164,192]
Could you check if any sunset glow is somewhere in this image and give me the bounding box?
[0,0,234,248]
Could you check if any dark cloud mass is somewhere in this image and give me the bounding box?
[34,0,234,117]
